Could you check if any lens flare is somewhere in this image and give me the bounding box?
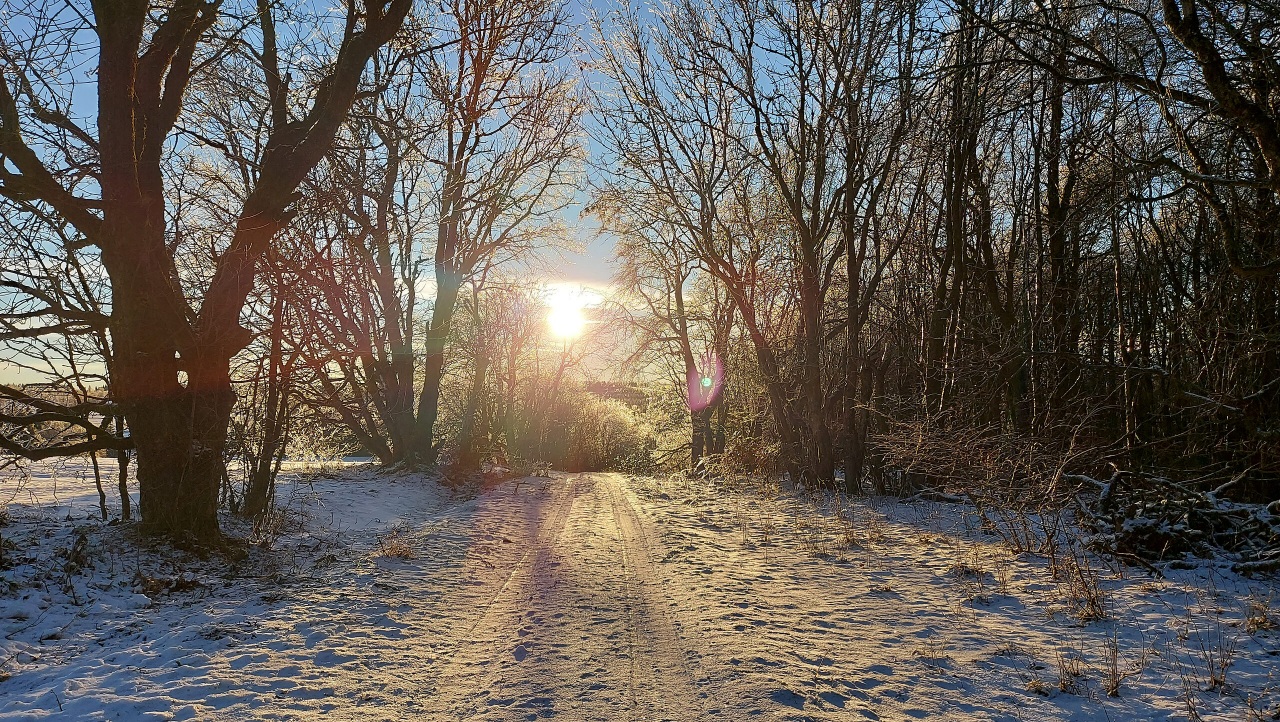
[687,353,724,411]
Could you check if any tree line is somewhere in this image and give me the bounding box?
[596,0,1278,506]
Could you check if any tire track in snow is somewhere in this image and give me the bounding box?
[426,472,718,721]
[604,473,717,721]
[426,475,581,719]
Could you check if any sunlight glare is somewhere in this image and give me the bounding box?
[547,304,586,339]
[543,283,602,340]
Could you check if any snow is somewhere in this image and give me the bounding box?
[1,462,1277,720]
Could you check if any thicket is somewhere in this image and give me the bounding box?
[594,0,1280,568]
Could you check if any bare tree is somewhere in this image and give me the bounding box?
[282,0,582,469]
[606,213,735,472]
[0,0,411,541]
[0,178,131,512]
[405,0,584,466]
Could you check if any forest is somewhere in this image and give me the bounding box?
[0,0,1278,718]
[2,0,1277,563]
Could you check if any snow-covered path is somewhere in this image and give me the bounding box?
[200,472,718,721]
[2,468,1277,721]
[425,473,710,721]
[2,472,722,721]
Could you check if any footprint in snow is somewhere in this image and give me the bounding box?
[513,644,528,661]
[770,688,806,709]
[314,649,357,667]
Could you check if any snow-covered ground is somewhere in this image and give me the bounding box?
[1,461,1277,720]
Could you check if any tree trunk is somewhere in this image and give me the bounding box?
[799,249,835,487]
[456,341,490,469]
[0,0,410,543]
[125,380,229,542]
[690,406,717,473]
[101,200,227,541]
[410,268,464,466]
[1043,53,1080,417]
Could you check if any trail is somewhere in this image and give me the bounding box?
[424,473,713,721]
[231,472,719,721]
[0,472,725,721]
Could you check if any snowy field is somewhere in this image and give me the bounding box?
[0,460,1277,721]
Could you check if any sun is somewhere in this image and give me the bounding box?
[543,283,603,340]
[547,304,586,339]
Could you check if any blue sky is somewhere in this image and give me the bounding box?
[529,0,626,290]
[546,204,615,287]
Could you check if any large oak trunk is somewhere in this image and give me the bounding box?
[96,163,231,540]
[129,380,231,541]
[108,274,231,542]
[0,0,410,542]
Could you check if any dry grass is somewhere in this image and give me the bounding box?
[733,496,751,547]
[951,549,986,579]
[1055,649,1085,694]
[1246,590,1278,634]
[378,538,415,560]
[831,494,888,550]
[836,504,863,550]
[911,632,952,665]
[795,514,834,558]
[993,555,1013,595]
[760,516,777,545]
[1026,677,1052,696]
[1195,616,1239,692]
[1056,547,1108,622]
[756,477,781,501]
[1244,684,1279,722]
[248,506,289,548]
[993,640,1022,657]
[376,525,416,560]
[862,504,888,545]
[1101,631,1123,697]
[951,546,992,605]
[1170,605,1243,721]
[1182,673,1205,722]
